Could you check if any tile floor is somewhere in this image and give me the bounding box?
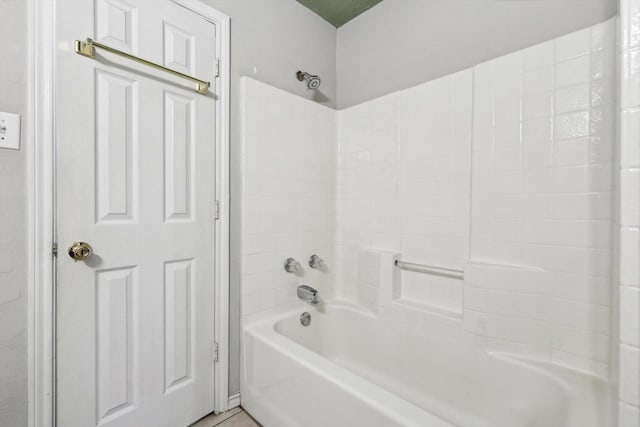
[191,407,261,427]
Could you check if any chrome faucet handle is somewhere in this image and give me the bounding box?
[297,284,320,305]
[284,257,302,273]
[308,254,325,269]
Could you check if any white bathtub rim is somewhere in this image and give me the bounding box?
[246,299,611,385]
[489,351,609,387]
[243,299,609,393]
[243,319,454,427]
[242,299,611,426]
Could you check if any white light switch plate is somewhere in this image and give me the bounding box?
[0,112,21,150]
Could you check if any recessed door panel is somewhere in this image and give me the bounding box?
[163,22,194,75]
[95,70,138,223]
[96,0,138,51]
[164,91,194,221]
[164,259,194,392]
[96,266,138,423]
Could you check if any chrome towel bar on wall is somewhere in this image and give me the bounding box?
[74,38,212,94]
[394,259,464,280]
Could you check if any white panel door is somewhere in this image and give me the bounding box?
[56,1,218,426]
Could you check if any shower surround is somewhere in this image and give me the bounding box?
[240,17,633,427]
[336,19,617,377]
[239,78,337,316]
[618,0,640,422]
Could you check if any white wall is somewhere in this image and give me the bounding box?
[336,0,617,108]
[239,77,336,317]
[618,0,640,423]
[0,0,27,425]
[467,21,616,375]
[336,69,473,314]
[203,0,337,107]
[201,0,337,396]
[334,20,617,376]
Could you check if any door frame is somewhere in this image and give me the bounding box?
[26,1,231,426]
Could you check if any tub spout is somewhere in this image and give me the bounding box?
[297,285,319,305]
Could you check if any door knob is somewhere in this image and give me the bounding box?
[67,241,93,261]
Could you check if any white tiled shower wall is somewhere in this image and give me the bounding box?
[334,20,616,376]
[467,19,616,376]
[240,19,627,379]
[336,69,473,313]
[618,0,640,424]
[239,77,336,318]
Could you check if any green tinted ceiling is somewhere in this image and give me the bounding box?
[296,0,384,27]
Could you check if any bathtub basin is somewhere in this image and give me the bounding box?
[241,301,611,427]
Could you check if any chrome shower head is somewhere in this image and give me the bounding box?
[306,75,321,90]
[296,70,321,90]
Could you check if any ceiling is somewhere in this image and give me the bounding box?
[296,0,384,27]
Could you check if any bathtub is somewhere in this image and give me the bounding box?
[241,302,611,427]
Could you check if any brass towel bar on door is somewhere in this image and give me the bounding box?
[74,38,211,94]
